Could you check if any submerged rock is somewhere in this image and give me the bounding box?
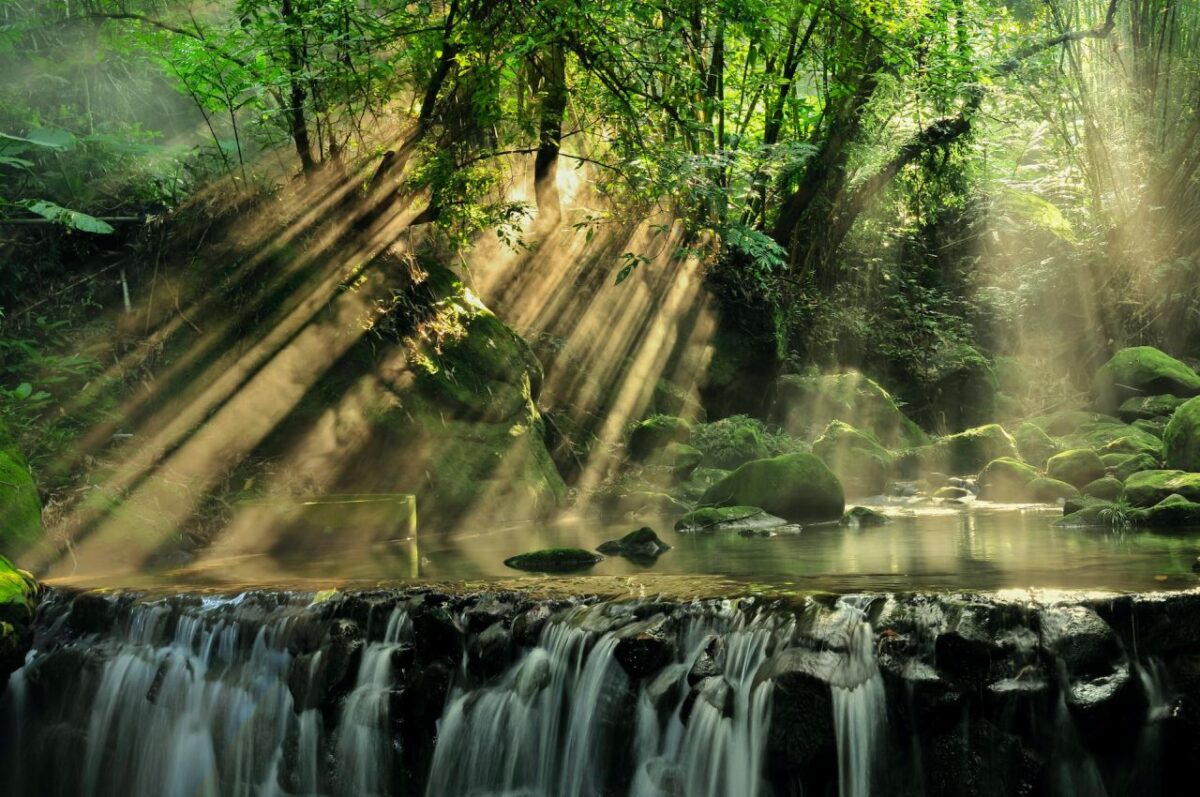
[699,452,844,524]
[596,527,671,560]
[674,505,788,533]
[1165,395,1200,471]
[1093,346,1200,413]
[503,548,603,572]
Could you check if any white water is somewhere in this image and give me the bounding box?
[829,600,887,797]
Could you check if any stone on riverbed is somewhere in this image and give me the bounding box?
[699,453,844,524]
[1121,469,1200,506]
[1046,449,1105,489]
[1165,395,1200,471]
[840,506,889,526]
[1014,422,1061,468]
[675,506,789,533]
[597,527,671,559]
[977,457,1040,501]
[1027,477,1080,503]
[812,420,893,497]
[1140,494,1200,527]
[503,548,603,572]
[627,415,692,460]
[1081,476,1124,501]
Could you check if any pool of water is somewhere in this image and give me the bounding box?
[53,501,1200,594]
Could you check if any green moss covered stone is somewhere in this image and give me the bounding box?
[699,452,845,524]
[0,444,42,556]
[1046,449,1105,489]
[812,420,894,497]
[1121,470,1200,507]
[1028,477,1081,503]
[1014,422,1060,469]
[1164,396,1200,472]
[977,457,1040,501]
[1093,346,1200,413]
[1081,476,1124,502]
[628,415,692,460]
[674,506,787,532]
[503,548,603,572]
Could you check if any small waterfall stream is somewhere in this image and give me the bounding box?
[0,588,1192,796]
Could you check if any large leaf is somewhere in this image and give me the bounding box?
[0,128,74,155]
[22,200,114,234]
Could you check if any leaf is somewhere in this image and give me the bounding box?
[0,155,33,168]
[614,263,634,285]
[22,200,115,234]
[13,383,32,400]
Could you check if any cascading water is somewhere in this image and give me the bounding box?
[1,588,1195,797]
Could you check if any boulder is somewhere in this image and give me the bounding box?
[1164,396,1200,471]
[1014,422,1060,469]
[503,548,603,572]
[1081,477,1123,502]
[1122,470,1200,507]
[758,647,838,774]
[977,457,1040,501]
[699,453,844,524]
[1140,494,1200,528]
[614,619,675,679]
[1114,453,1161,482]
[1039,605,1122,679]
[769,372,929,448]
[1093,346,1200,413]
[934,486,972,500]
[1117,394,1186,423]
[812,420,894,497]
[468,622,515,679]
[841,506,890,526]
[1027,477,1080,503]
[628,415,692,460]
[1046,449,1105,489]
[675,506,790,533]
[918,424,1020,476]
[596,527,671,560]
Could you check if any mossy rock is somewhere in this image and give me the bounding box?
[1095,435,1161,459]
[1027,477,1080,503]
[840,506,890,526]
[1121,470,1200,507]
[977,457,1040,501]
[770,372,929,449]
[1014,422,1061,469]
[812,421,894,497]
[1093,346,1200,413]
[699,453,844,524]
[1164,395,1200,471]
[934,486,972,500]
[503,548,603,572]
[1028,411,1119,437]
[646,442,703,479]
[650,379,705,421]
[1114,453,1161,482]
[918,424,1020,476]
[1140,494,1200,528]
[0,555,38,680]
[596,527,671,559]
[674,505,789,533]
[678,467,731,501]
[688,415,773,469]
[1046,449,1105,489]
[1081,476,1124,502]
[1063,421,1162,458]
[0,442,43,556]
[1131,418,1168,439]
[1063,495,1116,516]
[1053,504,1121,528]
[628,415,692,460]
[1117,394,1186,423]
[1100,452,1133,468]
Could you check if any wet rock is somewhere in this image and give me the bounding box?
[1141,493,1200,527]
[934,486,972,500]
[462,596,516,633]
[687,635,723,685]
[645,662,688,712]
[922,720,1043,797]
[614,618,675,679]
[1122,469,1200,507]
[1027,476,1080,503]
[597,527,671,560]
[680,675,733,723]
[468,621,515,679]
[64,592,116,635]
[674,505,788,533]
[287,619,365,710]
[503,548,602,572]
[412,604,463,661]
[1047,448,1106,489]
[1038,605,1121,678]
[758,647,837,773]
[977,457,1039,501]
[841,506,890,526]
[511,603,555,647]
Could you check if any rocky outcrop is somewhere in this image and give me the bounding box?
[1093,346,1200,413]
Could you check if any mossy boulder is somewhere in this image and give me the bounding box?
[503,548,602,572]
[679,467,731,501]
[0,429,42,556]
[1081,476,1124,501]
[812,421,894,497]
[1093,346,1200,413]
[1140,494,1200,528]
[597,527,671,559]
[1028,477,1081,503]
[917,424,1020,476]
[699,453,844,524]
[688,415,774,469]
[840,506,890,526]
[1028,410,1118,437]
[674,506,789,533]
[1117,394,1186,423]
[1131,418,1168,439]
[1114,453,1161,482]
[1164,396,1200,471]
[1121,470,1200,507]
[1014,422,1061,469]
[628,415,692,460]
[769,372,928,449]
[646,442,703,479]
[977,457,1041,501]
[1095,435,1161,458]
[1054,504,1120,528]
[1046,449,1106,489]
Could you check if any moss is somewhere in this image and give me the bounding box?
[628,415,692,460]
[1164,395,1200,471]
[700,452,844,524]
[1096,435,1161,459]
[840,506,890,526]
[0,555,38,623]
[1028,477,1080,503]
[812,420,894,497]
[1053,504,1122,528]
[977,457,1040,501]
[503,548,602,572]
[1114,453,1161,482]
[688,415,772,469]
[674,505,786,532]
[1118,394,1186,423]
[1081,476,1124,501]
[1093,346,1200,413]
[1131,418,1168,439]
[650,379,705,421]
[920,424,1020,475]
[646,442,703,478]
[1140,494,1200,528]
[1014,422,1060,469]
[1046,449,1105,489]
[1121,470,1200,507]
[596,527,670,558]
[1028,410,1118,437]
[770,372,929,449]
[0,445,43,556]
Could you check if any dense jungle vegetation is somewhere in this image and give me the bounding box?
[2,0,1200,469]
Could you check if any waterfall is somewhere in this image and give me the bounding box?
[829,599,886,797]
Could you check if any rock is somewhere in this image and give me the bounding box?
[1029,410,1120,437]
[0,427,43,554]
[645,442,703,479]
[628,415,691,460]
[699,453,844,524]
[769,372,929,448]
[468,621,515,679]
[918,424,1020,476]
[688,635,723,685]
[687,415,774,470]
[1046,449,1105,488]
[1097,435,1161,458]
[1063,496,1112,516]
[1114,452,1161,481]
[841,506,890,526]
[1093,346,1200,413]
[758,646,838,774]
[288,619,365,710]
[65,592,117,635]
[650,378,705,421]
[674,506,788,533]
[614,619,675,679]
[934,486,972,500]
[1123,470,1200,506]
[1027,477,1080,503]
[596,527,671,560]
[812,420,894,497]
[0,555,38,681]
[1039,605,1121,679]
[1054,504,1121,528]
[412,605,463,661]
[1165,396,1200,471]
[1132,417,1168,439]
[1014,422,1060,469]
[681,675,733,723]
[977,457,1040,501]
[1141,494,1200,527]
[503,548,603,572]
[1118,394,1187,422]
[1081,476,1124,501]
[512,603,555,647]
